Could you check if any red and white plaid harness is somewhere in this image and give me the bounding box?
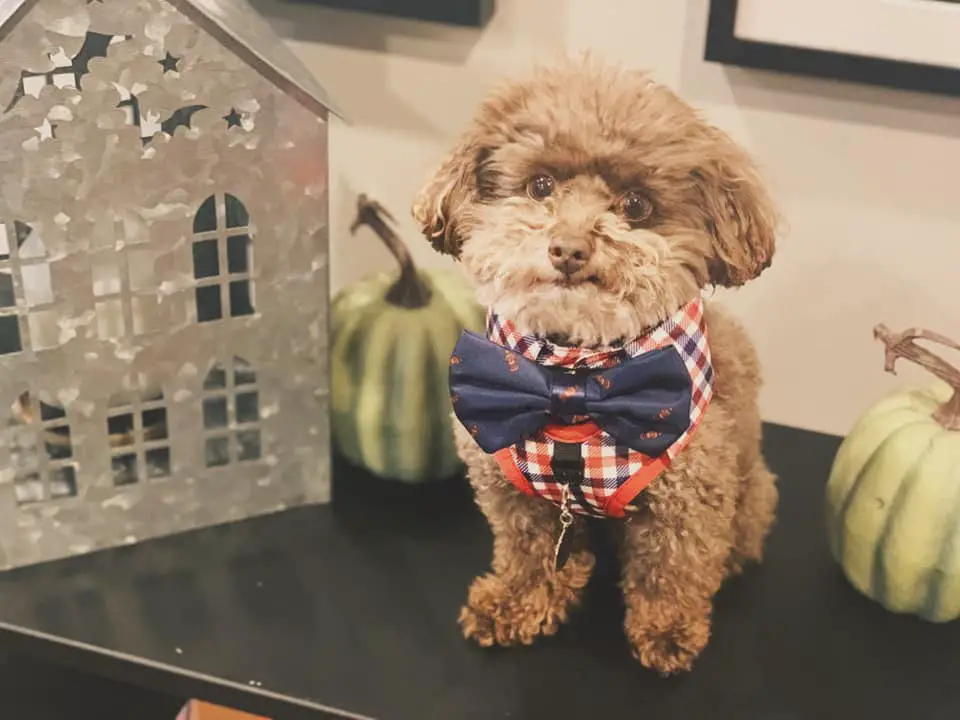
[485,296,714,518]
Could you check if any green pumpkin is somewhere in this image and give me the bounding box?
[825,323,960,622]
[331,196,484,483]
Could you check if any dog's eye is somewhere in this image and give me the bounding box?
[619,191,654,223]
[526,174,555,201]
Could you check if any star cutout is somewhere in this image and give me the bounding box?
[158,52,181,74]
[35,118,57,142]
[223,108,243,129]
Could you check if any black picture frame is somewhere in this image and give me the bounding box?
[704,0,960,98]
[292,0,495,27]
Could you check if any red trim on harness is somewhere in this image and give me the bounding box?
[542,421,602,443]
[604,414,708,516]
[605,456,670,517]
[495,448,535,496]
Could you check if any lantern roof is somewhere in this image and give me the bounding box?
[0,0,344,119]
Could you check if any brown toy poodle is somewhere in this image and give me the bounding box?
[411,55,779,674]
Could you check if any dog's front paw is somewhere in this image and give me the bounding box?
[459,573,563,647]
[624,601,712,675]
[459,557,593,647]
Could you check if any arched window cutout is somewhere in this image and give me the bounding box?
[90,245,159,340]
[8,392,77,505]
[201,357,261,468]
[0,316,19,357]
[191,195,255,323]
[106,384,171,486]
[193,196,217,233]
[0,220,57,355]
[225,194,249,228]
[0,272,13,308]
[19,226,46,259]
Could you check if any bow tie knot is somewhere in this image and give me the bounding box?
[548,372,589,418]
[449,331,694,455]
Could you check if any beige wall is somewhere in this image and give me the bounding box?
[251,0,960,437]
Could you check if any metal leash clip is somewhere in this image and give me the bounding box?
[553,484,574,572]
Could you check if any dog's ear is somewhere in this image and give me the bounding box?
[411,131,486,258]
[692,132,779,288]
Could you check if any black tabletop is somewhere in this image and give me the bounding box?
[0,424,958,720]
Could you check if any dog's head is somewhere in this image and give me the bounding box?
[412,56,779,345]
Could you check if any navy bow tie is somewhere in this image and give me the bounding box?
[449,331,693,455]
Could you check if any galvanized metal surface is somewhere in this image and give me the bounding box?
[0,0,331,570]
[0,0,340,118]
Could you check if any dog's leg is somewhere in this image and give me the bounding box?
[727,454,778,575]
[460,477,595,646]
[618,412,738,674]
[455,426,594,646]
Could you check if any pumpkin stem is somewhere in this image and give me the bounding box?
[350,195,432,309]
[874,324,960,431]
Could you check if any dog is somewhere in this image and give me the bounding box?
[412,55,779,674]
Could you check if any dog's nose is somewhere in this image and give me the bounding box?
[548,237,593,276]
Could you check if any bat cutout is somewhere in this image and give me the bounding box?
[5,31,130,113]
[158,104,208,138]
[116,94,209,145]
[140,104,209,145]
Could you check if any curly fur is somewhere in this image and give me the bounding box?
[413,54,780,674]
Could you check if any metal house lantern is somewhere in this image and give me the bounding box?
[0,0,337,570]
